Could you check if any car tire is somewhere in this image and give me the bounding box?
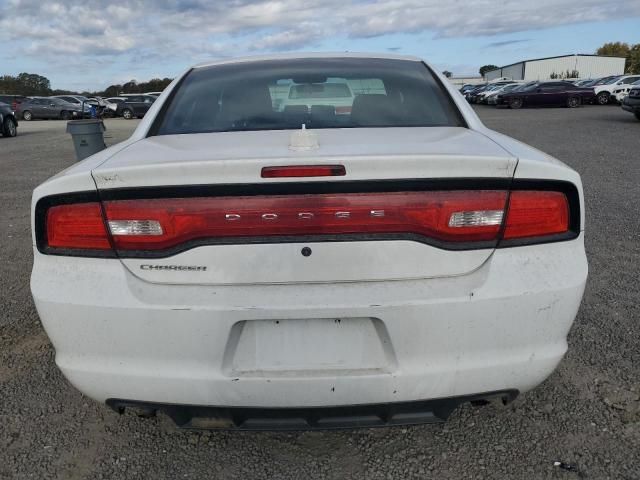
[597,92,609,105]
[635,112,640,121]
[567,96,580,108]
[61,111,71,120]
[2,117,17,137]
[509,98,523,109]
[22,110,33,121]
[122,109,133,120]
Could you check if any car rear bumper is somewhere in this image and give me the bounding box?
[621,98,640,113]
[32,235,587,414]
[106,390,518,430]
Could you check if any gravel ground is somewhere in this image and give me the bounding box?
[1,108,638,479]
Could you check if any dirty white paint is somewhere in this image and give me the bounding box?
[30,53,588,409]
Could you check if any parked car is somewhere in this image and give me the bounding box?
[0,94,27,111]
[0,101,18,137]
[593,75,640,105]
[31,53,587,430]
[592,75,622,86]
[576,78,602,88]
[621,85,640,121]
[486,83,521,105]
[501,81,594,109]
[17,97,83,120]
[459,84,477,95]
[611,79,640,104]
[53,95,93,115]
[105,97,126,113]
[466,81,514,103]
[84,97,118,117]
[474,84,503,104]
[465,84,489,103]
[115,94,156,119]
[573,79,594,87]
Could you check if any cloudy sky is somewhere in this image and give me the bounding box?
[1,0,640,91]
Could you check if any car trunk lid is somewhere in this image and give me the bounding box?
[93,127,517,285]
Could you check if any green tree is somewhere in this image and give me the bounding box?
[0,73,51,95]
[479,64,499,77]
[103,84,122,97]
[0,75,19,94]
[100,77,173,97]
[595,42,640,73]
[626,44,640,74]
[121,80,139,94]
[596,42,630,58]
[442,70,452,78]
[16,73,51,95]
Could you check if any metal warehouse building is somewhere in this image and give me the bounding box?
[485,54,626,81]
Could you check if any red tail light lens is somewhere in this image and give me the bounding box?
[103,191,508,252]
[38,187,576,256]
[503,191,569,240]
[46,202,111,250]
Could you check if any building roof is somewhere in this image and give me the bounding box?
[486,53,626,74]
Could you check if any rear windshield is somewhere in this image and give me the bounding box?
[154,58,464,135]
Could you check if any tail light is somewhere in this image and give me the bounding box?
[102,191,508,252]
[37,186,577,257]
[503,191,569,240]
[45,202,111,250]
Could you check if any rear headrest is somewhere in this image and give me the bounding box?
[350,94,401,126]
[282,105,308,127]
[310,105,335,117]
[309,105,336,127]
[218,83,274,126]
[283,105,309,114]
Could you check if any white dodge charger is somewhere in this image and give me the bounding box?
[31,53,588,430]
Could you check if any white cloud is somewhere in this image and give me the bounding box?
[2,0,639,58]
[0,0,638,88]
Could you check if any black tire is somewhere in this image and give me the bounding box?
[22,110,33,121]
[635,112,640,121]
[567,96,580,108]
[597,92,609,105]
[60,110,71,120]
[509,98,523,109]
[122,108,133,119]
[2,117,17,137]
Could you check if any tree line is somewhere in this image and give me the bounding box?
[0,74,173,97]
[3,42,639,95]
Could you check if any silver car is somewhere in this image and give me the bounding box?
[18,97,83,121]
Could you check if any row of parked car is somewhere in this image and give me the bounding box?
[0,92,160,124]
[460,74,640,120]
